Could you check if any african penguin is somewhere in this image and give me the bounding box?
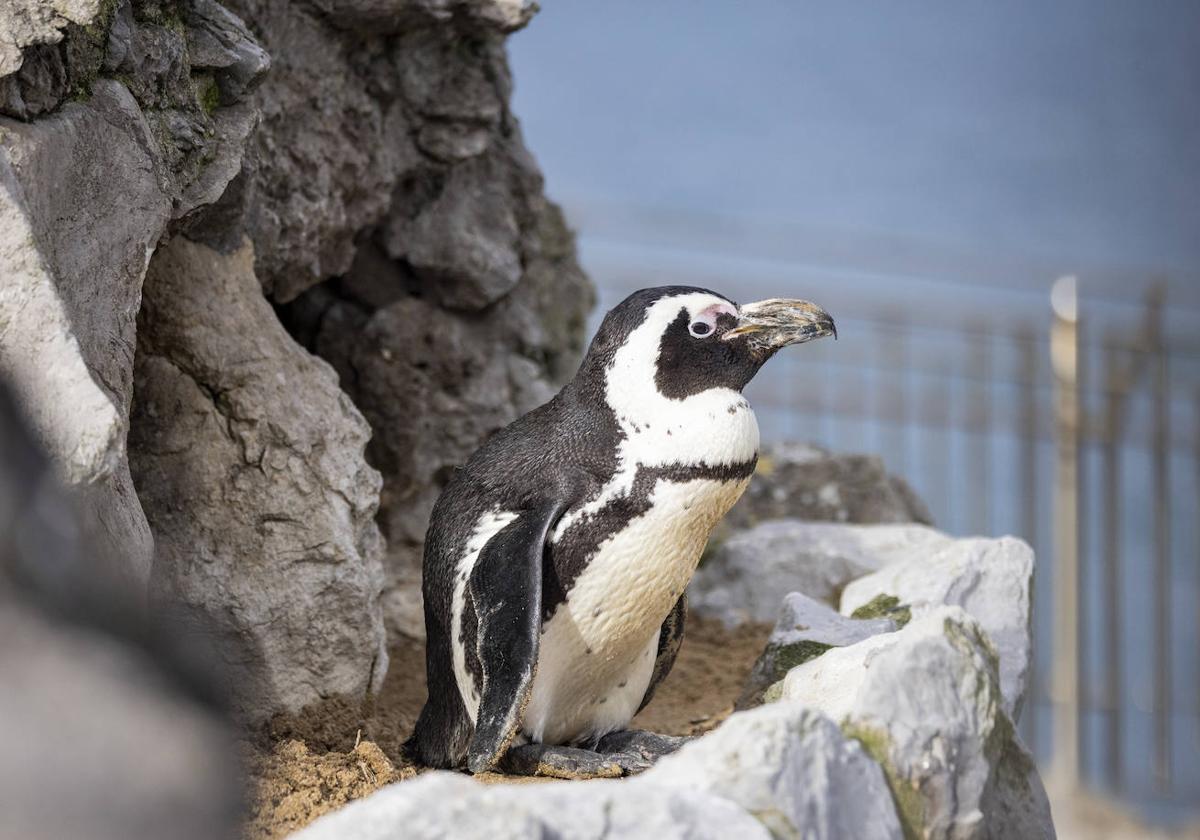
[406,286,836,778]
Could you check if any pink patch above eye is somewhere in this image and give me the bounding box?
[694,302,737,325]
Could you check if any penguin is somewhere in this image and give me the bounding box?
[406,286,836,778]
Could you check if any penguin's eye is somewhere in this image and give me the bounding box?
[689,320,713,338]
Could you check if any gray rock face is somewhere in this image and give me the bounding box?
[775,607,1053,840]
[721,442,933,535]
[840,535,1035,719]
[293,771,773,840]
[0,1,268,589]
[737,591,896,709]
[691,521,951,624]
[645,703,904,840]
[1,80,171,588]
[129,236,388,722]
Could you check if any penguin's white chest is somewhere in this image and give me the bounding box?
[523,471,751,745]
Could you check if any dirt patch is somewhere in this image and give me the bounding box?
[244,615,771,839]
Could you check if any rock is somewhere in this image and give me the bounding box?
[721,442,933,535]
[129,236,388,723]
[736,591,896,709]
[0,379,241,840]
[775,607,1054,840]
[293,771,772,840]
[0,0,101,77]
[0,1,268,589]
[0,79,173,588]
[840,535,1034,719]
[644,703,903,840]
[690,521,951,624]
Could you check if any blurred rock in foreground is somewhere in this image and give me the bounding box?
[0,381,241,840]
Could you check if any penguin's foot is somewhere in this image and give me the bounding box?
[499,743,624,780]
[595,729,692,773]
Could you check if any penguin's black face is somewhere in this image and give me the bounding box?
[581,286,835,402]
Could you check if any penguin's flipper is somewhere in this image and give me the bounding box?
[465,498,565,774]
[637,592,687,713]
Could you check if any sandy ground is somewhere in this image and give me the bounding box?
[243,616,773,840]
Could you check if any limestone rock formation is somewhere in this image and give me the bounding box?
[644,703,904,840]
[292,771,773,840]
[775,608,1053,840]
[736,591,896,709]
[690,521,951,624]
[840,534,1035,718]
[129,236,388,723]
[0,0,268,588]
[721,442,933,535]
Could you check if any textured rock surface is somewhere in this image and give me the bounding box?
[129,236,388,722]
[0,0,268,589]
[841,535,1035,718]
[293,771,773,840]
[776,607,1053,840]
[721,442,933,535]
[691,521,951,624]
[645,703,903,840]
[737,591,895,709]
[0,0,100,77]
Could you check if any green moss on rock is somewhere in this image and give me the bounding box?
[842,722,925,840]
[851,593,911,627]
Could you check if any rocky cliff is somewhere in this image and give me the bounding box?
[1,0,592,722]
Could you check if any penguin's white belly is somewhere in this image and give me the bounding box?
[522,473,750,745]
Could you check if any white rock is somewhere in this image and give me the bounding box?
[690,521,951,624]
[292,771,772,840]
[737,591,896,708]
[644,702,903,840]
[840,535,1034,717]
[778,607,1054,840]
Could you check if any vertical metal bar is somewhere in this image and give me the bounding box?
[1101,343,1125,792]
[1018,327,1040,752]
[968,327,992,535]
[1050,276,1081,789]
[1149,287,1172,792]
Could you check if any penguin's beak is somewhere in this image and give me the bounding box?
[724,299,837,354]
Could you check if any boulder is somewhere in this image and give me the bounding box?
[644,703,903,840]
[690,521,951,624]
[736,591,896,709]
[292,771,773,840]
[840,536,1034,718]
[0,379,241,840]
[129,236,388,722]
[721,442,933,534]
[775,607,1053,840]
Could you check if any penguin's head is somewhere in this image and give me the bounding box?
[581,286,836,401]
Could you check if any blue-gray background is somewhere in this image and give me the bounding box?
[510,0,1200,825]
